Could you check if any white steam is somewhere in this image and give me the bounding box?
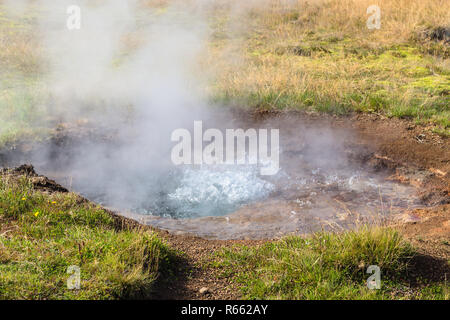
[1,0,284,216]
[34,0,210,125]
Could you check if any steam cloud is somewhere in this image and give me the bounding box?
[1,1,374,223]
[0,0,284,213]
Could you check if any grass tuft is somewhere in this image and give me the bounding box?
[213,227,448,299]
[0,174,175,300]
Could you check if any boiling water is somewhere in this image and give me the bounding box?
[165,166,274,217]
[125,165,275,218]
[14,116,425,239]
[114,160,422,239]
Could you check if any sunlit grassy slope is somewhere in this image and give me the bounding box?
[0,174,175,299]
[206,0,449,133]
[212,228,449,300]
[0,0,449,145]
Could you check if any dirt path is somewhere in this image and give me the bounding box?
[150,232,262,300]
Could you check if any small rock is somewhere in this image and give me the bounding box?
[199,287,210,295]
[415,134,426,143]
[395,213,421,224]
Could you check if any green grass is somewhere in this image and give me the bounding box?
[0,174,176,300]
[0,171,448,301]
[212,227,449,300]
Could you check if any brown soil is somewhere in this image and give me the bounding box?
[1,111,449,300]
[0,164,69,193]
[149,232,264,300]
[351,113,449,279]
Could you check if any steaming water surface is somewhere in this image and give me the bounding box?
[113,158,422,240]
[164,166,274,218]
[13,116,425,240]
[104,165,275,218]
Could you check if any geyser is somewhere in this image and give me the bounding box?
[8,113,423,240]
[0,1,425,240]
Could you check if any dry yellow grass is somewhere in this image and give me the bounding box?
[205,0,449,130]
[0,2,42,74]
[252,0,449,41]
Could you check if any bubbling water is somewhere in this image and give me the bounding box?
[164,165,274,218]
[11,114,425,239]
[87,163,275,219]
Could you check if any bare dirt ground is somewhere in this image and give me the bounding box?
[352,113,449,266]
[0,111,448,299]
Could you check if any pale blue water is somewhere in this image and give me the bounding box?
[165,166,274,218]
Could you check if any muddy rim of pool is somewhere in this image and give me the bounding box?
[0,111,449,240]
